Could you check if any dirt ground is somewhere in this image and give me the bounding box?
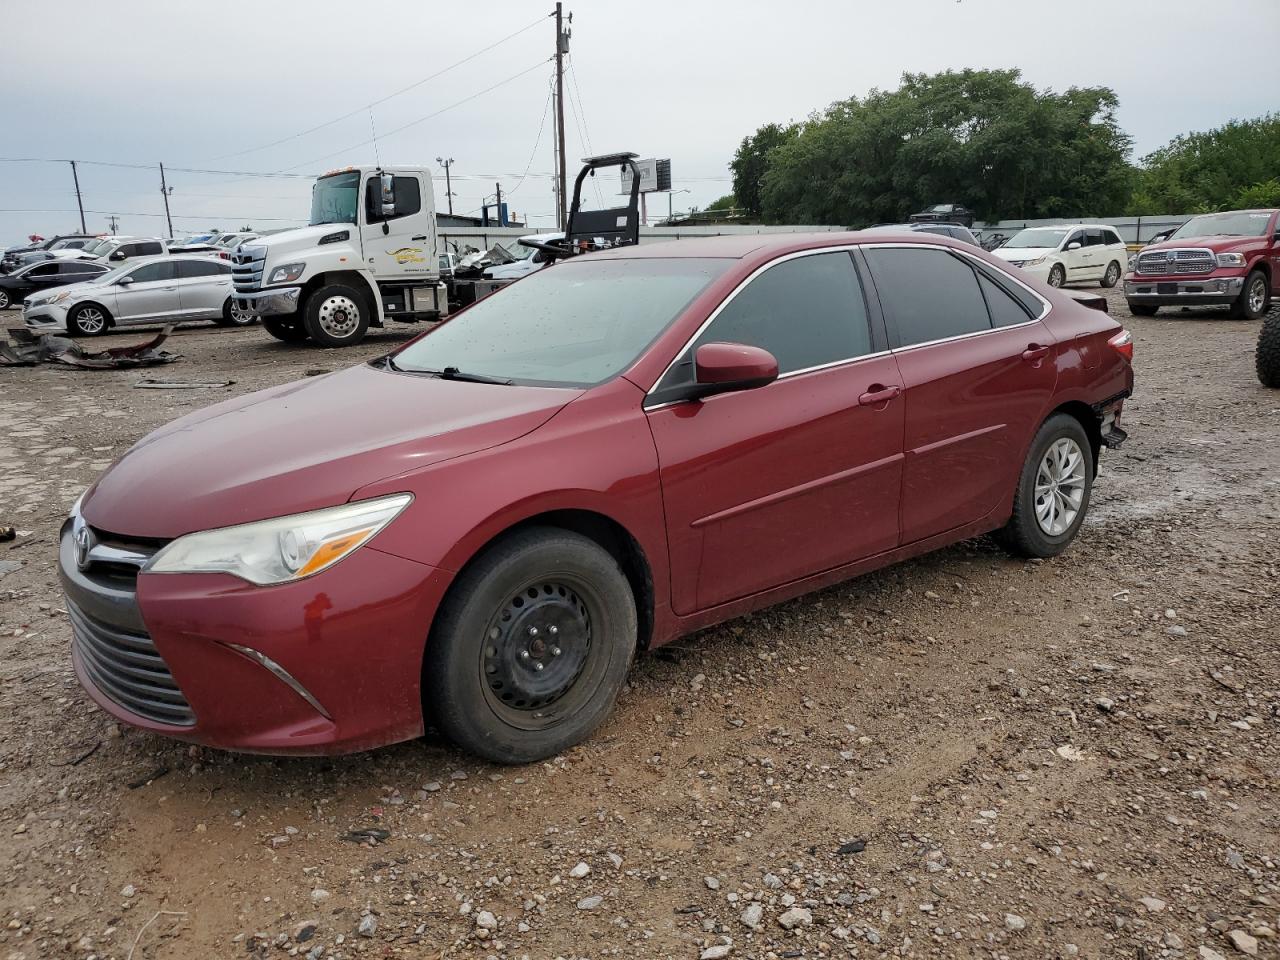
[0,289,1276,960]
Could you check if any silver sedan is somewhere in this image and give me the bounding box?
[23,255,256,336]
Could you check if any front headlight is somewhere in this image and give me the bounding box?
[49,291,72,304]
[1216,252,1246,268]
[268,262,306,284]
[1127,255,1137,271]
[145,494,412,585]
[1026,255,1048,266]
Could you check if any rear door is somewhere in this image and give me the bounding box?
[175,259,232,318]
[646,249,904,613]
[863,244,1057,545]
[112,260,178,323]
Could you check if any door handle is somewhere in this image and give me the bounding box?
[858,384,901,407]
[411,235,427,241]
[1021,344,1050,362]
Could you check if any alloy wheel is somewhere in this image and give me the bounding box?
[1034,437,1086,536]
[316,294,361,339]
[1104,262,1120,285]
[75,307,106,334]
[230,303,255,325]
[1248,276,1267,315]
[1048,266,1064,287]
[0,290,10,309]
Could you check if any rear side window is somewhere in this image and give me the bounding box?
[128,261,176,283]
[976,272,1032,328]
[1104,229,1123,246]
[1084,229,1104,247]
[865,248,991,348]
[664,251,872,383]
[176,259,224,279]
[58,262,96,276]
[137,241,164,256]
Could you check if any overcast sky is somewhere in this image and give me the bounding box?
[3,0,1278,243]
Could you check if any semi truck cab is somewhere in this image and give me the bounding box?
[233,165,449,346]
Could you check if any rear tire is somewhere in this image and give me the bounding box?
[1129,303,1158,317]
[0,289,11,310]
[67,303,110,336]
[1100,261,1121,288]
[216,297,256,327]
[425,527,636,764]
[996,414,1094,559]
[1230,269,1269,320]
[302,283,370,347]
[1256,309,1280,388]
[261,316,307,343]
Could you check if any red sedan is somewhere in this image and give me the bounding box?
[63,232,1134,763]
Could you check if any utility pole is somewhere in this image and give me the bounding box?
[158,162,174,239]
[436,157,454,215]
[495,181,503,226]
[69,161,86,233]
[554,3,569,230]
[107,215,119,235]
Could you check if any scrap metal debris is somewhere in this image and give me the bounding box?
[133,378,233,389]
[0,326,180,369]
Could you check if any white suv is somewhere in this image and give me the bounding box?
[992,224,1129,288]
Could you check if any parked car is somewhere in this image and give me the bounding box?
[0,259,109,310]
[992,224,1128,288]
[209,232,259,259]
[60,231,1133,762]
[1,234,97,271]
[1123,209,1279,318]
[23,255,253,335]
[92,237,168,267]
[167,233,216,252]
[482,233,562,279]
[59,236,134,262]
[862,222,981,245]
[909,203,975,228]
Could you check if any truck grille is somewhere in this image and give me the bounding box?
[1135,248,1216,276]
[69,599,195,726]
[232,245,267,294]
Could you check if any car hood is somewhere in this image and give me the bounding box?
[24,277,112,305]
[81,364,581,539]
[240,225,349,260]
[1142,235,1263,253]
[992,246,1054,261]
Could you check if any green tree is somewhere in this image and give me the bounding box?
[704,194,736,212]
[730,122,798,218]
[1128,114,1280,214]
[746,69,1131,224]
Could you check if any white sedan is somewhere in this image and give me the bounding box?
[23,255,255,335]
[991,224,1129,288]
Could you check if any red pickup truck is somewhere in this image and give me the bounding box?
[1124,209,1279,319]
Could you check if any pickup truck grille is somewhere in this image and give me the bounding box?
[232,245,267,293]
[1135,248,1216,276]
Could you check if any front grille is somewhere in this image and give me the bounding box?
[1135,248,1216,276]
[69,599,195,726]
[232,245,267,294]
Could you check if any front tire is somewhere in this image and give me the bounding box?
[1047,264,1066,288]
[996,414,1094,559]
[1129,303,1158,317]
[1257,309,1280,388]
[67,303,110,336]
[1100,261,1121,288]
[216,297,256,327]
[426,527,636,764]
[1230,269,1269,320]
[302,283,370,347]
[261,316,308,343]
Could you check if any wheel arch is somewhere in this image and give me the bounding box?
[302,270,381,317]
[1045,399,1102,476]
[70,299,115,329]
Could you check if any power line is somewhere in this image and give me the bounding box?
[0,208,304,222]
[504,70,556,199]
[565,57,603,208]
[209,13,550,162]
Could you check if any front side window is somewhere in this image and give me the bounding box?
[176,260,224,279]
[865,247,991,348]
[366,175,422,222]
[127,261,176,284]
[311,171,360,226]
[27,264,57,278]
[656,252,872,396]
[1064,230,1086,249]
[393,257,730,388]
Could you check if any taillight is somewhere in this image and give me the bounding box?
[1108,329,1133,362]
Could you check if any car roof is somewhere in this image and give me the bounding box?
[586,230,987,261]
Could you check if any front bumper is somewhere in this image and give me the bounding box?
[1123,274,1244,306]
[60,517,452,754]
[23,302,68,330]
[234,286,301,317]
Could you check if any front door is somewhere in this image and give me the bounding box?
[360,171,435,282]
[863,244,1059,545]
[646,250,904,614]
[1061,228,1091,283]
[112,260,178,323]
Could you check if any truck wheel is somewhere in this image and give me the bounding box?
[1128,303,1158,317]
[995,414,1094,559]
[67,303,110,336]
[1100,261,1121,288]
[425,527,636,764]
[1230,270,1269,320]
[262,317,308,343]
[303,284,370,347]
[1257,310,1280,388]
[216,297,256,327]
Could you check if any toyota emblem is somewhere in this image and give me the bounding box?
[73,520,93,571]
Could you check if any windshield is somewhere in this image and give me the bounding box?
[1004,227,1070,249]
[392,257,731,387]
[1170,211,1273,240]
[82,238,112,254]
[311,172,360,225]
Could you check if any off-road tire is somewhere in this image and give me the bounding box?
[425,527,636,764]
[302,283,370,347]
[1256,309,1280,388]
[1129,303,1158,317]
[261,316,307,343]
[216,297,256,328]
[995,413,1095,559]
[1230,269,1269,321]
[1047,264,1066,288]
[1100,260,1122,288]
[67,303,110,336]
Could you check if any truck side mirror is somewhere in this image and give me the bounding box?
[379,173,396,218]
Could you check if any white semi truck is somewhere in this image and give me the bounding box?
[232,165,449,347]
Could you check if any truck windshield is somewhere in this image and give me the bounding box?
[310,172,360,226]
[1171,211,1273,240]
[391,257,731,388]
[1004,227,1069,249]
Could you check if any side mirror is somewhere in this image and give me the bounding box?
[1066,241,1081,251]
[379,173,396,218]
[693,342,779,396]
[116,276,133,286]
[109,250,125,261]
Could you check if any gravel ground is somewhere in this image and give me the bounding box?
[0,290,1277,960]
